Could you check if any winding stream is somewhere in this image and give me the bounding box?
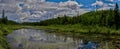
[7,29,120,49]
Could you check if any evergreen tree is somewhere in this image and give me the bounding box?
[108,9,114,27]
[2,10,5,18]
[1,10,8,24]
[63,15,68,24]
[4,16,8,24]
[114,3,120,30]
[1,9,5,24]
[100,11,107,26]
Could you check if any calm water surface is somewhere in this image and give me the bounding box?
[7,29,120,49]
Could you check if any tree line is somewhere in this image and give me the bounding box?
[27,3,118,29]
[0,10,18,25]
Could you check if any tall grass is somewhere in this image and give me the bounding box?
[36,24,120,35]
[0,24,22,49]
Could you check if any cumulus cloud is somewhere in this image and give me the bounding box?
[91,0,118,11]
[0,0,88,22]
[59,1,79,7]
[59,1,84,10]
[108,3,115,6]
[92,1,104,6]
[0,0,118,22]
[106,0,114,2]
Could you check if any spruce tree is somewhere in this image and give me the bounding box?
[1,10,8,24]
[100,11,106,26]
[2,10,5,18]
[63,15,68,24]
[114,3,119,30]
[2,9,5,24]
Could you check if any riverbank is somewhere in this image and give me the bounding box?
[34,24,120,36]
[1,24,120,49]
[0,25,23,49]
[31,25,120,49]
[4,24,120,49]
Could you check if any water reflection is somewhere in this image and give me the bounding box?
[7,29,120,49]
[78,41,98,49]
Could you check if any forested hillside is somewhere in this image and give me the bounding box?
[30,3,120,30]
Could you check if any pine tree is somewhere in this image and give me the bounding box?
[1,10,8,24]
[100,11,107,26]
[114,3,120,30]
[1,9,5,24]
[2,10,5,19]
[4,16,8,24]
[63,15,68,24]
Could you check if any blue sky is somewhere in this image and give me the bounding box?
[46,0,120,9]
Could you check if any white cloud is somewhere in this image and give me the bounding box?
[0,0,90,22]
[92,1,104,6]
[108,3,115,6]
[98,6,111,10]
[109,0,114,2]
[59,1,79,7]
[0,4,20,13]
[59,1,84,10]
[91,0,116,11]
[1,0,117,22]
[106,0,114,2]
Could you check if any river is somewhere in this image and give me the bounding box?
[7,29,120,49]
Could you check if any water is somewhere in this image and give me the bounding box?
[7,29,120,49]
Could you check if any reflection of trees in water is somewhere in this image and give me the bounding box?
[8,29,120,49]
[77,39,120,49]
[98,41,120,49]
[78,41,98,49]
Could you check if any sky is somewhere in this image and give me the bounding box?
[0,0,120,22]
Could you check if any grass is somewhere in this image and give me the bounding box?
[34,24,120,36]
[33,24,120,49]
[0,24,119,49]
[0,24,23,49]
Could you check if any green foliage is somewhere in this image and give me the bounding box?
[0,10,20,49]
[0,10,18,25]
[36,24,120,35]
[114,3,120,30]
[37,9,119,28]
[0,36,9,49]
[35,3,120,30]
[0,10,8,24]
[0,25,11,49]
[0,24,22,49]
